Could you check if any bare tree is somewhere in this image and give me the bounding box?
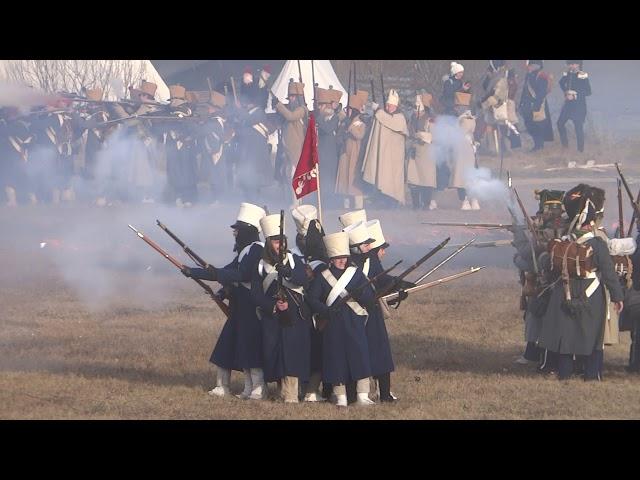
[3,60,148,99]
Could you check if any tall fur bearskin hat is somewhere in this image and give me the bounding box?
[563,184,605,229]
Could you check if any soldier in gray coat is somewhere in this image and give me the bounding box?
[538,185,624,381]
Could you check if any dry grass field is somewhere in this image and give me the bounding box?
[2,168,640,419]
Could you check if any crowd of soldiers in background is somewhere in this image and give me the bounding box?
[0,60,591,210]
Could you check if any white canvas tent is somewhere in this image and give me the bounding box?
[268,60,347,112]
[0,60,169,102]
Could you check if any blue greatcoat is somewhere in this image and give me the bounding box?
[190,242,264,371]
[251,252,311,383]
[307,264,373,385]
[352,252,395,376]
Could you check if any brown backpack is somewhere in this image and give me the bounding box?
[548,239,594,279]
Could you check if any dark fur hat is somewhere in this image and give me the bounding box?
[563,184,605,228]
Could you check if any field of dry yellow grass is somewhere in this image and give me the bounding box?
[2,174,640,419]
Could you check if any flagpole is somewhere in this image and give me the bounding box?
[315,115,323,226]
[311,61,323,226]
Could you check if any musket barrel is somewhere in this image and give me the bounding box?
[376,237,450,298]
[381,267,485,302]
[414,237,476,285]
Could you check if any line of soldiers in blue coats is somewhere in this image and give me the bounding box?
[180,202,413,405]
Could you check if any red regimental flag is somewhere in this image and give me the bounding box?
[292,112,319,199]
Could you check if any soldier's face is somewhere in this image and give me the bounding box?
[454,72,464,80]
[386,104,397,114]
[331,257,348,269]
[232,229,238,238]
[377,248,386,259]
[568,63,580,72]
[360,243,372,253]
[269,238,281,254]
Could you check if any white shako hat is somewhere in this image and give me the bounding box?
[343,221,375,247]
[260,213,282,239]
[291,204,318,236]
[323,232,350,259]
[231,202,266,232]
[366,219,389,249]
[338,209,367,228]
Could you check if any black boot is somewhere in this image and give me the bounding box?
[322,382,333,401]
[378,373,395,402]
[346,381,357,404]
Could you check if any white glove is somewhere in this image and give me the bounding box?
[577,71,589,79]
[371,102,379,111]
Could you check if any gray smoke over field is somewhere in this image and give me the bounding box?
[464,167,514,208]
[0,81,55,111]
[430,115,468,168]
[42,203,241,312]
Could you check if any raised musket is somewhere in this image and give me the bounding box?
[618,179,625,238]
[275,209,295,326]
[512,188,539,275]
[128,224,230,318]
[380,72,386,106]
[616,163,640,219]
[627,185,640,237]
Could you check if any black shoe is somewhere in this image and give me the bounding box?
[380,396,396,403]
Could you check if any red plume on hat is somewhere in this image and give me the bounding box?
[263,65,271,74]
[243,65,253,75]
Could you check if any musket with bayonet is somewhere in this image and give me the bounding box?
[422,221,515,232]
[442,239,512,249]
[616,163,640,220]
[380,72,387,106]
[347,63,352,114]
[627,186,640,237]
[369,68,377,105]
[381,266,486,304]
[618,178,625,238]
[92,111,197,128]
[512,188,541,284]
[65,95,167,108]
[375,237,450,298]
[414,236,476,284]
[128,224,230,318]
